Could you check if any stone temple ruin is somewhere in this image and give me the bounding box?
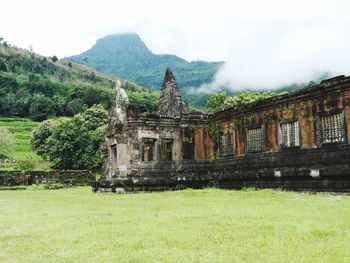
[93,69,350,192]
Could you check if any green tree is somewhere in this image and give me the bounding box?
[128,91,160,113]
[31,119,56,158]
[66,98,85,116]
[205,91,283,112]
[225,91,280,106]
[0,58,7,71]
[14,88,32,116]
[52,95,66,116]
[78,104,109,130]
[18,157,36,173]
[83,86,114,108]
[0,93,16,116]
[205,92,228,112]
[29,93,54,121]
[51,56,58,63]
[32,105,108,171]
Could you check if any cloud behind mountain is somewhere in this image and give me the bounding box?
[2,0,350,91]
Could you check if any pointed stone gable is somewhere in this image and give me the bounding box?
[107,80,129,136]
[157,69,184,118]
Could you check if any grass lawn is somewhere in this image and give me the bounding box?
[1,187,350,263]
[0,117,49,170]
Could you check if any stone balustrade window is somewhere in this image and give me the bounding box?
[280,121,300,148]
[319,112,345,144]
[247,126,263,152]
[161,139,173,161]
[182,127,195,160]
[219,132,235,157]
[141,138,155,162]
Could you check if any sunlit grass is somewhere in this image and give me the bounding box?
[0,187,349,262]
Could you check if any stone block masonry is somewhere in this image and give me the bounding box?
[94,71,350,192]
[0,170,94,187]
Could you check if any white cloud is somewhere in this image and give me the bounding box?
[1,0,350,90]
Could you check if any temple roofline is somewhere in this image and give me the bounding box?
[210,75,350,119]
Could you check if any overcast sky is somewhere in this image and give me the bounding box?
[2,0,350,90]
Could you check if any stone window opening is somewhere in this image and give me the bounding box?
[219,132,235,157]
[182,127,195,160]
[319,112,345,144]
[247,126,263,152]
[108,144,117,176]
[111,145,117,162]
[162,139,173,161]
[141,138,155,162]
[280,120,300,148]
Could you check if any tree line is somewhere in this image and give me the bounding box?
[0,40,160,121]
[205,91,285,112]
[0,73,115,121]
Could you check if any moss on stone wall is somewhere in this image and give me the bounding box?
[0,170,93,187]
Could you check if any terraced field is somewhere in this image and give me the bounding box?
[0,117,48,169]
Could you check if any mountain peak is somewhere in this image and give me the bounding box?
[68,33,223,94]
[91,33,152,56]
[98,33,143,43]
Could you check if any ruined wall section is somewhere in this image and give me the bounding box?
[210,75,350,157]
[103,69,214,179]
[180,111,213,160]
[104,80,131,178]
[96,75,350,192]
[122,113,213,167]
[127,117,183,164]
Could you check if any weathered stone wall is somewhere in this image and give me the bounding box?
[0,170,94,187]
[97,74,350,192]
[93,144,350,192]
[209,75,350,157]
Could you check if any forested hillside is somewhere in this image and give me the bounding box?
[68,33,223,91]
[0,39,159,120]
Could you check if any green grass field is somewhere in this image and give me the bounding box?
[0,117,49,169]
[1,187,350,262]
